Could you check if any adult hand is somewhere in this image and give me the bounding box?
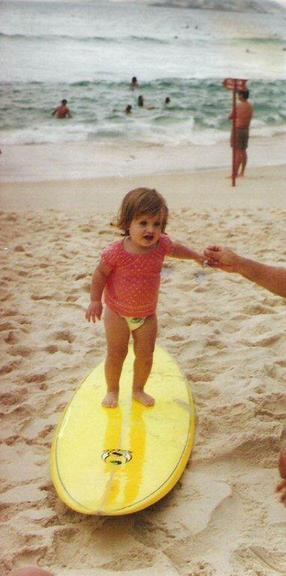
[204,245,240,273]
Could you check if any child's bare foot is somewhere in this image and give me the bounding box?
[133,390,155,407]
[102,391,118,408]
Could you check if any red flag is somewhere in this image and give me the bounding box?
[223,78,248,91]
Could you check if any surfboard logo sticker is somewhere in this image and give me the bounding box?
[101,449,133,466]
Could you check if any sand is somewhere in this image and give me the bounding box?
[1,141,286,576]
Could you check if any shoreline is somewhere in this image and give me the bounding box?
[0,132,286,185]
[1,163,286,212]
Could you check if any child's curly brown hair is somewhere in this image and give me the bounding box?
[117,187,169,235]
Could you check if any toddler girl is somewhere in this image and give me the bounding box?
[86,187,204,408]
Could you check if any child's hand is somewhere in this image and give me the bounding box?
[85,301,103,323]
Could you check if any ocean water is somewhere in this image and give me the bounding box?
[1,0,286,148]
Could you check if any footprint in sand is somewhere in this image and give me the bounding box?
[31,291,58,301]
[0,320,16,332]
[43,329,76,355]
[235,545,286,574]
[44,343,72,354]
[44,345,58,355]
[239,332,282,347]
[99,548,157,572]
[66,294,79,303]
[255,393,286,421]
[1,315,32,335]
[242,302,275,315]
[24,371,50,384]
[8,345,33,358]
[53,329,76,344]
[0,359,22,375]
[1,387,29,407]
[74,272,88,280]
[4,331,20,344]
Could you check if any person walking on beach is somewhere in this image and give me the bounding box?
[86,187,204,408]
[52,99,71,119]
[204,243,286,506]
[229,90,253,177]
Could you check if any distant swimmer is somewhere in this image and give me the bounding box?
[138,94,144,107]
[164,97,171,107]
[130,76,139,90]
[137,95,155,110]
[52,99,72,119]
[125,104,132,114]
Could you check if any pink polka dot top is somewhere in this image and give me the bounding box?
[101,234,174,317]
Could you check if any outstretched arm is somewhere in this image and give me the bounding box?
[172,241,205,265]
[204,246,286,298]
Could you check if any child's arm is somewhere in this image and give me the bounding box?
[85,262,111,323]
[171,241,205,265]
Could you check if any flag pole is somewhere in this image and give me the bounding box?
[232,80,237,187]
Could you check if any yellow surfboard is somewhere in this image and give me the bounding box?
[50,346,196,515]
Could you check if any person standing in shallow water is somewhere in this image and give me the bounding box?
[52,99,71,119]
[130,76,139,90]
[137,94,155,110]
[137,94,144,107]
[229,89,253,177]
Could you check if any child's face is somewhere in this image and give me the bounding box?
[129,212,162,249]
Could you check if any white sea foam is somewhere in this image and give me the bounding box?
[0,0,285,147]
